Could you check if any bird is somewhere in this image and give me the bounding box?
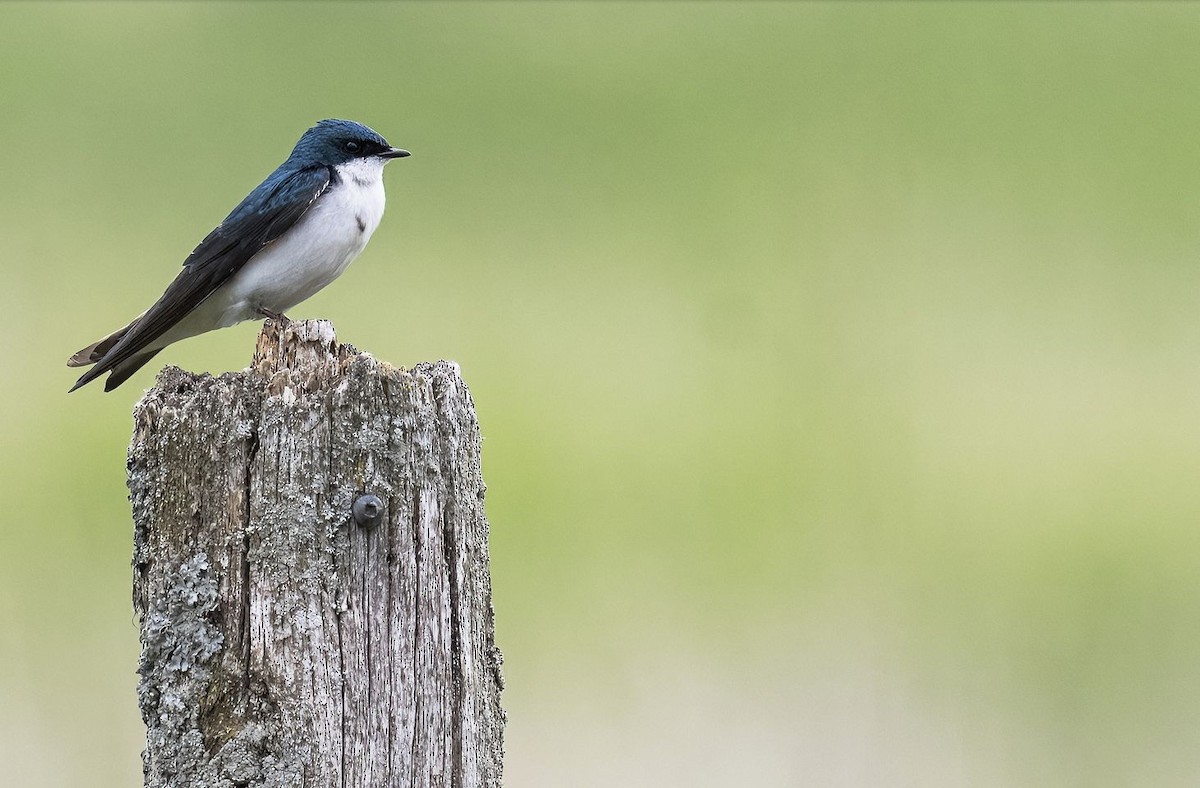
[67,118,410,392]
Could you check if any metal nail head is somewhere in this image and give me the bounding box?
[352,493,384,528]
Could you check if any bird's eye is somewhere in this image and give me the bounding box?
[343,140,361,153]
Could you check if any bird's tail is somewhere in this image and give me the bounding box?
[68,321,133,368]
[67,312,161,391]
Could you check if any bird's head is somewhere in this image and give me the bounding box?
[289,119,410,167]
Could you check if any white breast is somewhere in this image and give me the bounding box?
[209,157,388,328]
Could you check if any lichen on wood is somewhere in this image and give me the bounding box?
[128,320,504,788]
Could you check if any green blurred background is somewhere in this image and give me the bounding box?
[3,2,1200,785]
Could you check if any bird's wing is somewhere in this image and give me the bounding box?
[70,164,332,391]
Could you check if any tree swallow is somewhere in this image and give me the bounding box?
[68,119,410,392]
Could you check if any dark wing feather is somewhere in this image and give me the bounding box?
[69,164,332,392]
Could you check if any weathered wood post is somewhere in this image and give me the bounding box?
[127,319,504,788]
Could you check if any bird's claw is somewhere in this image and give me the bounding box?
[256,307,291,324]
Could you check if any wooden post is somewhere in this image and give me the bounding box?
[127,320,504,788]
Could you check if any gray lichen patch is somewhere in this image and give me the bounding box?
[136,553,228,779]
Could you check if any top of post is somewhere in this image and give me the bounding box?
[251,318,354,389]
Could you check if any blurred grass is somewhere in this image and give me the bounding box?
[3,2,1200,786]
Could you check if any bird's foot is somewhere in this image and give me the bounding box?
[256,307,291,325]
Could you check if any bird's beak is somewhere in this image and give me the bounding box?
[381,147,411,159]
